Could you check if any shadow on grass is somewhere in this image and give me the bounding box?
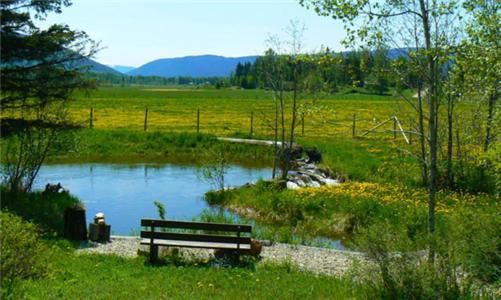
[139,248,260,270]
[1,118,82,137]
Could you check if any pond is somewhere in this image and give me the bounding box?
[33,163,271,235]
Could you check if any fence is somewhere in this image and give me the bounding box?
[84,106,416,142]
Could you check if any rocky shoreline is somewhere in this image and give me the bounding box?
[286,157,342,189]
[77,236,365,277]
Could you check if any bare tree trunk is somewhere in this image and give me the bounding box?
[279,90,287,180]
[417,85,428,186]
[419,0,438,261]
[446,93,454,189]
[272,93,279,179]
[484,91,497,152]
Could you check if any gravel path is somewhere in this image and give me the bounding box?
[77,236,365,276]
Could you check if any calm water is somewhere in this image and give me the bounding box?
[33,163,271,235]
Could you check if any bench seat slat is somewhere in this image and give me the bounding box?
[141,219,252,233]
[140,238,251,250]
[140,231,251,244]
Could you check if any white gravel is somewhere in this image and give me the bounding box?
[77,236,366,276]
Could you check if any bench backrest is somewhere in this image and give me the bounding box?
[140,218,252,246]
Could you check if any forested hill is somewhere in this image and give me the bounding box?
[127,55,258,77]
[77,57,123,75]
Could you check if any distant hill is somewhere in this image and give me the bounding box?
[127,55,258,77]
[76,57,122,75]
[109,65,136,74]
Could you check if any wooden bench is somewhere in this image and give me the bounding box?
[140,218,252,263]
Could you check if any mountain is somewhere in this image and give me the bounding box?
[109,65,136,74]
[128,55,258,77]
[77,57,123,75]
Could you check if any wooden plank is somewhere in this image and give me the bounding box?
[140,231,251,244]
[140,238,252,250]
[141,219,252,232]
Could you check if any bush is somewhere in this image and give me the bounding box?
[0,187,79,234]
[352,220,498,299]
[1,211,50,289]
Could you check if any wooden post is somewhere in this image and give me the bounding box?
[352,114,356,137]
[144,108,148,131]
[197,109,200,133]
[250,111,254,136]
[89,107,93,128]
[301,113,305,136]
[64,207,87,240]
[393,117,397,140]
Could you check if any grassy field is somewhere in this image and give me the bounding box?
[67,86,416,139]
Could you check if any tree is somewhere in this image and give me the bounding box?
[300,0,464,256]
[197,145,230,191]
[1,0,98,191]
[259,20,311,181]
[458,0,500,152]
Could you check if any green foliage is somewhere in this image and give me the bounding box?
[153,200,166,220]
[446,208,501,283]
[197,144,231,190]
[0,211,51,291]
[0,188,79,234]
[352,221,466,299]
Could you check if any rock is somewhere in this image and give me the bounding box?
[260,240,273,247]
[325,178,341,186]
[286,181,300,190]
[305,147,322,163]
[307,181,321,188]
[295,179,306,187]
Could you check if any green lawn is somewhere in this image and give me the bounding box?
[10,248,363,299]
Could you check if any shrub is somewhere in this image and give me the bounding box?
[0,187,79,234]
[1,211,50,289]
[352,220,499,299]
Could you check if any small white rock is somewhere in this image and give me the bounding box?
[286,181,300,189]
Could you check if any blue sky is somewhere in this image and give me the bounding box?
[34,0,346,67]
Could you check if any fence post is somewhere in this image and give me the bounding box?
[144,108,148,131]
[250,111,254,136]
[197,109,200,133]
[301,113,305,136]
[89,107,93,129]
[352,113,356,137]
[393,117,397,140]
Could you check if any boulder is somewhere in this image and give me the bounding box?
[325,178,341,186]
[286,181,300,190]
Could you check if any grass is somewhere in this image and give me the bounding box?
[211,180,499,248]
[61,86,415,138]
[7,242,364,299]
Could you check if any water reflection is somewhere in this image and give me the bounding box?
[33,163,271,235]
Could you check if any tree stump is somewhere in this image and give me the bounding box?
[88,223,111,242]
[64,207,87,240]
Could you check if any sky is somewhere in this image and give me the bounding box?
[34,0,346,67]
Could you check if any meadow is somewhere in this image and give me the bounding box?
[68,86,416,138]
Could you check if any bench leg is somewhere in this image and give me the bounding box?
[150,245,159,264]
